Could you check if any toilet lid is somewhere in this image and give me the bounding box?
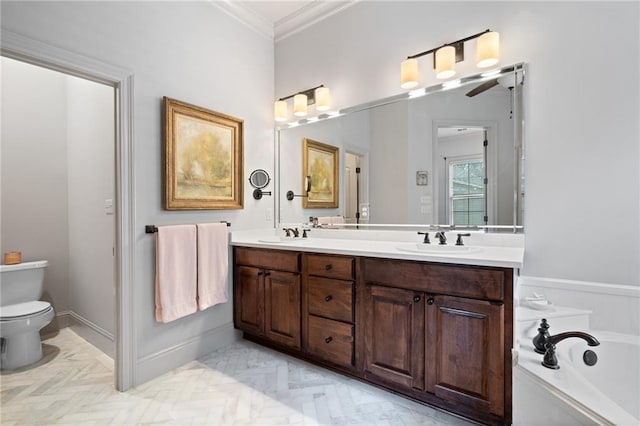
[0,301,52,319]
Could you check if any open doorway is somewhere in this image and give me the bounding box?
[344,152,366,224]
[1,56,116,355]
[1,32,134,390]
[434,124,497,226]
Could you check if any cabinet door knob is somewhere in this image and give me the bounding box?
[427,297,435,305]
[325,337,333,344]
[257,271,264,276]
[325,295,333,302]
[413,295,421,303]
[264,271,271,277]
[324,264,333,271]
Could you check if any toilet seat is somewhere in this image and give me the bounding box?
[0,301,52,320]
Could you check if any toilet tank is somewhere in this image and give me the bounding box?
[0,260,48,306]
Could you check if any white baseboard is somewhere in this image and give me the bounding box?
[519,276,640,336]
[41,310,115,358]
[134,322,241,387]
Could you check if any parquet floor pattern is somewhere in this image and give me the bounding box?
[0,328,474,425]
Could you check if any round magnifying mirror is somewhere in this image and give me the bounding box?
[248,169,270,189]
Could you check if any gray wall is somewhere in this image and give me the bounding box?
[67,76,115,340]
[275,1,640,286]
[1,0,275,385]
[1,57,70,311]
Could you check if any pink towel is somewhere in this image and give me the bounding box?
[155,225,198,323]
[196,223,229,310]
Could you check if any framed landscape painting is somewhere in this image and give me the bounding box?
[302,138,338,208]
[164,97,243,210]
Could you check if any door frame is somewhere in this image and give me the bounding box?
[1,29,136,391]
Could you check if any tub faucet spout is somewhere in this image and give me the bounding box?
[547,331,600,347]
[542,331,600,370]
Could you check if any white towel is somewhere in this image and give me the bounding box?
[317,216,345,225]
[155,225,198,323]
[196,223,229,310]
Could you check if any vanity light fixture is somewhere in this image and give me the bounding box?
[274,84,331,122]
[400,29,500,88]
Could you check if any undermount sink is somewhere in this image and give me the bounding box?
[257,237,310,244]
[396,243,482,255]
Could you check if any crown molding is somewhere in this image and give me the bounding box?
[274,1,359,42]
[210,0,358,42]
[210,0,275,39]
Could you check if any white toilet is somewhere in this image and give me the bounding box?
[0,260,55,370]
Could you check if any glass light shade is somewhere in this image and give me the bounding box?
[476,31,500,68]
[435,46,456,79]
[400,58,419,89]
[274,100,288,122]
[315,87,331,111]
[293,94,307,117]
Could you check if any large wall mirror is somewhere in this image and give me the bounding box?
[277,63,525,232]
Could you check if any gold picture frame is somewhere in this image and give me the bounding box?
[302,138,339,208]
[164,97,243,210]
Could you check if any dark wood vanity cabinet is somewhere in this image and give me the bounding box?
[233,247,513,425]
[361,257,512,424]
[303,253,356,369]
[233,247,301,349]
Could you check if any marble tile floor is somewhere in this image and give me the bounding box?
[0,328,475,425]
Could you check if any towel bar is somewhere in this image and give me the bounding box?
[145,222,230,234]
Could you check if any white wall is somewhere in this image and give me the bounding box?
[1,57,70,313]
[275,1,640,286]
[1,0,275,384]
[67,76,115,343]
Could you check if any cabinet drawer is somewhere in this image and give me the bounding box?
[306,254,354,280]
[362,258,505,301]
[235,247,299,272]
[307,315,353,367]
[308,277,353,323]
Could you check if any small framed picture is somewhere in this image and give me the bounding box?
[416,171,428,186]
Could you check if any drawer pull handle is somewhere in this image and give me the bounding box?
[325,337,333,344]
[325,295,333,302]
[427,297,435,305]
[324,264,333,271]
[413,295,421,303]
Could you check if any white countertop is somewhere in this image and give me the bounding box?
[231,228,524,269]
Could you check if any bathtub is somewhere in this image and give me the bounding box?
[514,331,640,425]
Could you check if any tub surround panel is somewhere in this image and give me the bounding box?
[519,276,640,336]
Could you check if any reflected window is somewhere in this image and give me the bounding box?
[448,157,485,226]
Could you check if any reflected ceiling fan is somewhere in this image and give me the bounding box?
[466,73,523,97]
[465,78,500,97]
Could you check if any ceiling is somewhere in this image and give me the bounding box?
[214,0,357,41]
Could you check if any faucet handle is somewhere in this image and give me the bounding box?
[282,228,291,237]
[302,229,310,238]
[532,318,550,354]
[456,233,471,246]
[417,231,430,244]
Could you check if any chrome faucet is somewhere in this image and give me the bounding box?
[533,319,600,369]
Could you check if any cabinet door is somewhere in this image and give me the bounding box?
[234,266,264,335]
[363,284,425,390]
[426,295,505,417]
[264,270,301,349]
